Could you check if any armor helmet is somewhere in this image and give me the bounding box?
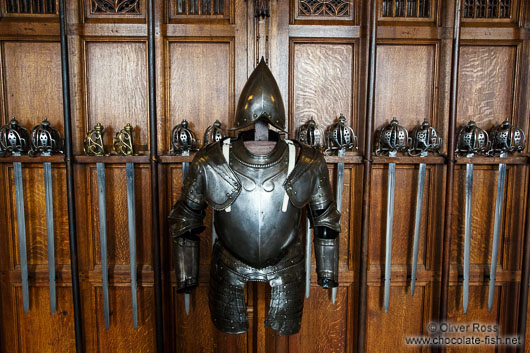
[297,118,325,150]
[326,114,358,152]
[203,120,226,147]
[233,58,286,131]
[488,119,526,156]
[375,117,409,156]
[170,120,198,154]
[0,117,30,156]
[29,118,64,157]
[408,119,442,157]
[455,120,490,156]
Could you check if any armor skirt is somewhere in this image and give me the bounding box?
[209,239,305,336]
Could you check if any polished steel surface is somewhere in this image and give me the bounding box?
[384,161,396,312]
[126,162,138,328]
[410,163,426,296]
[97,162,110,329]
[44,162,56,314]
[14,161,29,314]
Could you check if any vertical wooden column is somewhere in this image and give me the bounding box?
[357,0,377,352]
[59,0,83,351]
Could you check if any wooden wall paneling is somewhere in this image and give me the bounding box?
[82,0,145,22]
[291,0,357,25]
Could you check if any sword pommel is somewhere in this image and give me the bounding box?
[325,113,358,153]
[408,119,442,157]
[29,118,64,157]
[84,123,108,156]
[455,120,490,157]
[170,120,199,155]
[297,118,325,150]
[375,117,409,157]
[203,120,226,147]
[488,119,526,157]
[0,117,30,156]
[113,123,137,156]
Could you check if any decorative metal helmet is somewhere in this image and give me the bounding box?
[0,117,30,156]
[29,118,64,157]
[325,114,358,152]
[170,120,198,154]
[297,118,325,150]
[375,117,409,156]
[408,119,443,157]
[113,123,136,156]
[83,123,107,156]
[233,58,286,131]
[488,119,526,156]
[455,120,490,156]
[203,120,225,147]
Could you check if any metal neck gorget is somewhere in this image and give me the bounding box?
[231,138,288,168]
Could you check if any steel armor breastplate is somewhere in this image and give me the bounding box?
[214,139,301,268]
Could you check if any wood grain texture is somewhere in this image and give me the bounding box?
[292,42,355,134]
[374,44,436,132]
[457,45,516,128]
[85,41,149,150]
[2,41,63,130]
[167,41,233,151]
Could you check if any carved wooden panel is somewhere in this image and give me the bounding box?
[2,41,63,130]
[166,41,233,150]
[168,0,231,22]
[374,43,437,132]
[463,0,517,20]
[380,0,432,18]
[85,41,149,150]
[292,0,355,23]
[2,0,57,15]
[84,0,144,20]
[457,45,517,129]
[291,42,356,136]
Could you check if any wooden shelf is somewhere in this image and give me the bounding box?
[74,154,150,164]
[372,155,446,165]
[455,155,528,165]
[0,155,65,163]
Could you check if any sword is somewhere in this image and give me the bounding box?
[29,118,64,315]
[326,114,357,304]
[170,120,198,316]
[455,121,490,314]
[408,120,442,296]
[375,118,409,312]
[0,118,31,313]
[487,120,526,311]
[297,118,325,299]
[84,123,110,328]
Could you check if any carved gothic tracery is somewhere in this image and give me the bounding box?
[298,0,350,17]
[5,0,56,14]
[175,0,224,15]
[90,0,140,14]
[463,0,512,18]
[382,0,430,18]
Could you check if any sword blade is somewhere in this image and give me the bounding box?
[410,163,426,296]
[332,149,345,304]
[126,162,138,329]
[14,162,29,314]
[463,163,473,314]
[44,162,56,314]
[97,162,110,329]
[384,162,396,312]
[182,155,191,316]
[305,217,312,299]
[488,162,505,312]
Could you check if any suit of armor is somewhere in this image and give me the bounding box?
[168,59,341,335]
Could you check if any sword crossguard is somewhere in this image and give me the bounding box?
[29,118,64,157]
[113,123,137,156]
[170,120,199,155]
[487,119,526,157]
[408,119,443,157]
[84,123,108,156]
[297,117,325,150]
[0,117,30,156]
[375,117,409,157]
[203,120,225,147]
[325,113,358,154]
[455,120,490,157]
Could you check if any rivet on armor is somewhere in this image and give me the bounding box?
[325,114,358,153]
[408,119,442,157]
[83,123,108,156]
[29,118,64,157]
[113,123,137,156]
[0,117,30,156]
[297,118,325,150]
[455,120,490,157]
[488,119,526,156]
[170,120,199,155]
[203,120,226,147]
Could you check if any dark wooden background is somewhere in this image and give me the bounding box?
[0,0,529,352]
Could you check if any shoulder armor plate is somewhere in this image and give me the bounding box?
[284,142,323,208]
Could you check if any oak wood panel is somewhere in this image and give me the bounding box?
[84,40,149,150]
[374,43,437,132]
[2,41,63,130]
[290,41,356,136]
[456,45,517,128]
[165,40,233,151]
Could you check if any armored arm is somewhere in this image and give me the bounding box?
[308,155,341,289]
[168,157,207,293]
